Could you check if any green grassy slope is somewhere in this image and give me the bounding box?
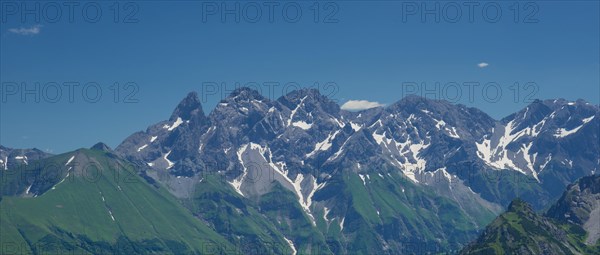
[187,165,493,254]
[0,149,234,255]
[188,174,331,254]
[460,199,600,255]
[0,147,501,254]
[314,168,497,254]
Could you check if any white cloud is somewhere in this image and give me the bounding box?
[477,62,489,68]
[9,25,42,36]
[341,100,384,111]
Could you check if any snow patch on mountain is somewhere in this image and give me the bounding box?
[323,206,331,222]
[164,151,174,169]
[52,167,72,190]
[307,130,341,157]
[229,144,249,196]
[475,120,542,180]
[447,126,460,138]
[287,96,308,127]
[108,209,116,221]
[163,117,184,131]
[283,237,297,255]
[539,154,552,172]
[554,125,585,138]
[231,142,325,224]
[15,155,28,165]
[137,144,148,152]
[582,115,595,124]
[359,174,367,185]
[65,155,75,166]
[292,121,312,130]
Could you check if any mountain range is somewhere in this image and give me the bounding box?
[1,88,598,254]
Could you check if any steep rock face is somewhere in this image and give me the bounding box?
[116,92,210,178]
[462,176,600,254]
[461,199,581,255]
[117,90,599,205]
[115,88,599,253]
[547,175,600,245]
[90,142,113,152]
[492,100,599,198]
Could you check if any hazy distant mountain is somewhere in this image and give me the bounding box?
[0,145,52,171]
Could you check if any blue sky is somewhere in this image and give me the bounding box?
[1,1,598,153]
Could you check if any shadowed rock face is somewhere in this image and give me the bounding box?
[461,199,577,255]
[170,91,207,124]
[462,176,600,255]
[547,175,600,245]
[90,142,113,152]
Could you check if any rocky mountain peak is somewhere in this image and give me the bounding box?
[507,198,533,213]
[90,142,113,152]
[502,99,554,128]
[539,98,597,111]
[461,192,595,255]
[387,95,455,115]
[278,88,341,118]
[576,174,600,193]
[170,91,206,123]
[546,175,600,231]
[287,88,328,102]
[504,98,598,131]
[227,87,266,102]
